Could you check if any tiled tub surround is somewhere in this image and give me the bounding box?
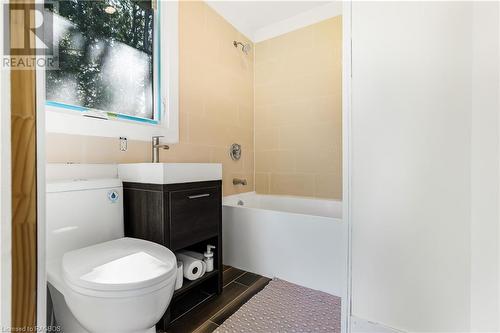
[46,7,342,200]
[254,16,343,199]
[46,0,254,197]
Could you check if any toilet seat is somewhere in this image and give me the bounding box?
[61,237,176,297]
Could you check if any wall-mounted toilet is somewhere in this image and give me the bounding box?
[46,178,176,333]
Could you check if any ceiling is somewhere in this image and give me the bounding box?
[205,1,341,42]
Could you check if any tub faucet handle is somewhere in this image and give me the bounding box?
[233,178,247,186]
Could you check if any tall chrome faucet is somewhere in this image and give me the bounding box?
[152,136,169,163]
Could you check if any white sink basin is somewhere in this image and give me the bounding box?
[117,163,222,185]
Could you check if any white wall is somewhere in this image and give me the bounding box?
[470,2,500,331]
[350,1,499,331]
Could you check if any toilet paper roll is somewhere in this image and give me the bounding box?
[200,260,207,277]
[180,250,204,260]
[179,250,206,277]
[175,261,183,290]
[177,253,204,281]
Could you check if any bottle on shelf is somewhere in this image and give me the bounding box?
[204,245,215,272]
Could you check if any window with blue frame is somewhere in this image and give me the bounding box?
[46,0,160,124]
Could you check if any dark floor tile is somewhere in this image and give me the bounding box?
[223,265,231,272]
[223,267,245,287]
[166,282,247,333]
[235,272,261,287]
[211,277,271,325]
[193,321,219,333]
[171,289,214,321]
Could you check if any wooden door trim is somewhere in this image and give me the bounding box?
[0,0,13,328]
[10,0,37,329]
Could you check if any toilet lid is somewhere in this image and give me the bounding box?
[62,237,176,292]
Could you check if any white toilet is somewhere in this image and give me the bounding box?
[46,178,177,333]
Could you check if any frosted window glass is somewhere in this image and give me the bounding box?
[46,0,155,120]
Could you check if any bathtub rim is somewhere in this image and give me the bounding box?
[223,192,343,221]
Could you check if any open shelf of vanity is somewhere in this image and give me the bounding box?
[122,180,223,331]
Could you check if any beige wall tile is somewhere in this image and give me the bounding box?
[210,146,243,174]
[270,173,315,197]
[255,81,291,106]
[238,105,254,128]
[115,140,150,163]
[314,172,342,199]
[271,150,296,173]
[255,128,279,151]
[295,149,340,174]
[255,151,273,173]
[255,59,286,85]
[242,144,254,171]
[225,125,253,147]
[46,133,153,164]
[254,16,342,200]
[255,173,270,194]
[161,144,211,163]
[254,105,273,129]
[46,133,82,163]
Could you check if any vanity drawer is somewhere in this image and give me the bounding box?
[169,186,220,250]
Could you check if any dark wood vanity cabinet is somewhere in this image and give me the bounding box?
[122,180,223,330]
[169,186,220,249]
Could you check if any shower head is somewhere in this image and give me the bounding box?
[233,40,251,55]
[242,43,251,54]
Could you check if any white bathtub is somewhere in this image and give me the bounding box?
[223,192,346,296]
